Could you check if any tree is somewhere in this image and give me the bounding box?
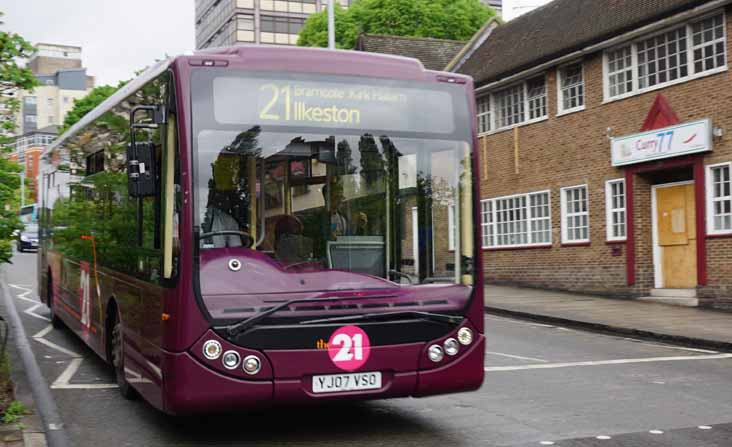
[298,0,495,49]
[0,11,38,263]
[61,84,121,133]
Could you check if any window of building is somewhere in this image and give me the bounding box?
[561,185,589,243]
[236,0,254,7]
[605,179,626,241]
[236,14,255,42]
[24,96,37,106]
[261,0,316,14]
[477,95,491,134]
[496,84,524,128]
[637,27,688,89]
[692,14,726,72]
[63,96,70,103]
[558,63,585,113]
[605,12,727,100]
[527,77,547,120]
[607,46,634,97]
[260,16,306,45]
[707,162,732,235]
[25,115,37,123]
[481,191,551,248]
[484,75,547,133]
[47,97,54,107]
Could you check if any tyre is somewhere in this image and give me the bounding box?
[111,314,136,399]
[18,245,24,253]
[47,275,64,329]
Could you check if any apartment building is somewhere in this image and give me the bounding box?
[195,0,503,49]
[15,43,93,135]
[194,0,352,49]
[449,0,732,310]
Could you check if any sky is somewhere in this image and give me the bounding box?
[503,0,552,21]
[1,0,195,86]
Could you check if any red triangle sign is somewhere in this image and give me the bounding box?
[641,94,681,131]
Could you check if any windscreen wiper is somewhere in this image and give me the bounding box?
[223,295,394,337]
[298,311,463,326]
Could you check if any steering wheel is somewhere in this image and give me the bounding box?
[199,230,254,248]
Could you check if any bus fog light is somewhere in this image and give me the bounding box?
[444,338,459,356]
[457,327,473,346]
[203,340,222,360]
[428,345,444,363]
[222,350,241,370]
[243,355,261,375]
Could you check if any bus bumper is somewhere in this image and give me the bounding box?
[162,336,484,414]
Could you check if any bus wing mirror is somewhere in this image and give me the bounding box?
[127,141,157,197]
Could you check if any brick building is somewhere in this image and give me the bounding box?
[448,0,732,309]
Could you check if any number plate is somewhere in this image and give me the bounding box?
[312,372,381,394]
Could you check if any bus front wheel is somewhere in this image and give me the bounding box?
[111,315,136,400]
[47,274,63,329]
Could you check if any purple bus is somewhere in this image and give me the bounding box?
[38,45,484,414]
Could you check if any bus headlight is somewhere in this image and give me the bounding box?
[222,350,241,370]
[203,340,222,360]
[457,327,473,346]
[428,344,444,363]
[444,338,459,356]
[242,355,261,375]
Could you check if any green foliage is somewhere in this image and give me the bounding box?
[298,0,495,49]
[61,84,121,133]
[0,11,38,263]
[1,400,27,424]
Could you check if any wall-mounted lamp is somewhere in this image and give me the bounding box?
[713,126,724,139]
[606,127,614,141]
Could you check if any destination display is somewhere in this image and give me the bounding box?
[213,76,457,134]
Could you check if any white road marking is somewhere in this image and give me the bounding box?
[33,324,54,339]
[10,288,119,390]
[698,425,712,430]
[596,435,612,440]
[485,351,548,363]
[33,337,81,359]
[484,353,732,372]
[649,430,664,434]
[9,284,40,303]
[24,303,51,322]
[623,339,719,354]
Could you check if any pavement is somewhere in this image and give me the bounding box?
[485,285,732,351]
[2,251,732,446]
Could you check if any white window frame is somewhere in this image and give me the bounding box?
[479,74,548,135]
[603,11,727,102]
[557,62,585,115]
[706,162,732,236]
[481,190,552,249]
[476,95,491,135]
[560,184,590,244]
[605,179,627,242]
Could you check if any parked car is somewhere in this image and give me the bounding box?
[17,224,39,252]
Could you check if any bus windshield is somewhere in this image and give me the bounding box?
[192,70,475,304]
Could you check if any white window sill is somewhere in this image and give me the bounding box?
[556,106,586,117]
[602,65,728,104]
[483,243,553,250]
[707,230,732,237]
[480,116,549,136]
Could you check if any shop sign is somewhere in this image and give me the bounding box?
[611,119,712,167]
